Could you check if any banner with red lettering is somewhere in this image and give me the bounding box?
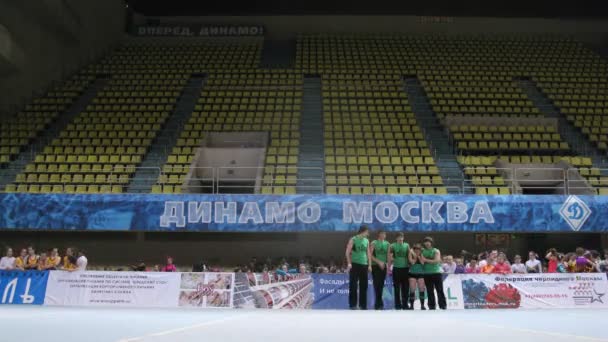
[459,273,608,309]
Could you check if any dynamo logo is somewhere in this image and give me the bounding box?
[559,195,591,231]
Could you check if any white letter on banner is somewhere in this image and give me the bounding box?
[238,27,249,35]
[375,201,399,224]
[239,202,264,224]
[470,201,494,223]
[2,278,17,304]
[297,202,321,224]
[400,202,420,223]
[422,202,444,224]
[160,201,185,227]
[200,27,209,36]
[20,278,34,304]
[343,202,373,224]
[265,202,295,223]
[214,202,237,223]
[447,202,468,223]
[188,202,212,223]
[228,27,237,35]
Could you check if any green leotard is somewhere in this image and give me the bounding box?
[410,262,424,274]
[351,236,369,265]
[371,240,389,265]
[390,242,410,268]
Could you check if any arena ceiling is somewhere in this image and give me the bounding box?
[126,0,608,18]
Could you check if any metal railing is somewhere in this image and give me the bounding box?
[4,165,608,195]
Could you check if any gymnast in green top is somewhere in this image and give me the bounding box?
[420,236,447,310]
[408,242,427,310]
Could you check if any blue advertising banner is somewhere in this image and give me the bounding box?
[310,273,460,310]
[311,273,395,309]
[0,271,49,305]
[0,193,603,232]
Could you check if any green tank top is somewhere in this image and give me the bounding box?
[422,247,442,274]
[391,242,410,268]
[371,240,389,265]
[351,236,369,265]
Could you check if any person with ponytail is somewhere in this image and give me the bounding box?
[345,225,371,310]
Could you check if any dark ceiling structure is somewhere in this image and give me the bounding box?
[126,0,608,18]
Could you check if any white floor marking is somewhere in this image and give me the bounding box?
[455,318,608,342]
[116,314,248,342]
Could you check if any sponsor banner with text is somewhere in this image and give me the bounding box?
[44,271,181,307]
[44,271,235,308]
[460,273,608,309]
[311,273,464,310]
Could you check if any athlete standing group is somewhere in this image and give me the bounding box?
[345,226,447,311]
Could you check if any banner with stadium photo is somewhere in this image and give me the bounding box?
[178,272,235,309]
[459,273,608,309]
[233,272,313,309]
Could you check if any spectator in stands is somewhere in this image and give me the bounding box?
[15,248,27,271]
[575,247,592,273]
[192,260,208,273]
[76,250,88,271]
[545,248,559,273]
[249,257,258,273]
[298,263,308,274]
[37,251,48,271]
[24,246,39,271]
[131,263,147,272]
[62,247,76,271]
[47,248,61,270]
[557,254,568,273]
[454,258,466,274]
[0,248,15,270]
[492,253,512,274]
[442,255,456,274]
[465,258,479,273]
[161,256,176,272]
[420,237,446,310]
[567,253,577,273]
[480,261,494,274]
[276,263,298,279]
[600,250,608,273]
[588,250,601,273]
[525,251,542,273]
[511,255,526,274]
[479,250,498,268]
